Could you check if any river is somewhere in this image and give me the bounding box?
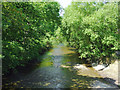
[2,44,118,88]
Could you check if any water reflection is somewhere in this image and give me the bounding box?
[2,44,118,88]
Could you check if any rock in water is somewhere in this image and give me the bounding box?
[93,65,106,71]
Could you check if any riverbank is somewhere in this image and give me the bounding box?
[3,44,118,88]
[3,46,52,76]
[96,60,120,87]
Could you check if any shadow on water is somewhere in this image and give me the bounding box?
[2,43,119,89]
[2,73,118,88]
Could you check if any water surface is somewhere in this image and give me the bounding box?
[3,44,118,88]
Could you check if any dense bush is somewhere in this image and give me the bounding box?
[2,2,61,74]
[61,2,119,60]
[2,1,119,74]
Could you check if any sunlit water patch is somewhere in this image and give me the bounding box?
[2,44,118,88]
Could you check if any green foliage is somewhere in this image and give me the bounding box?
[2,2,61,74]
[2,1,119,74]
[61,2,119,60]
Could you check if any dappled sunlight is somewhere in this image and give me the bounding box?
[73,64,88,70]
[71,79,91,88]
[61,47,76,55]
[70,75,118,88]
[60,63,101,78]
[60,64,70,68]
[76,68,101,78]
[73,64,102,78]
[38,56,53,68]
[39,61,53,68]
[3,44,119,88]
[50,44,76,56]
[2,1,119,89]
[43,82,51,86]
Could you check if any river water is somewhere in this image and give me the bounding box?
[2,44,118,88]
